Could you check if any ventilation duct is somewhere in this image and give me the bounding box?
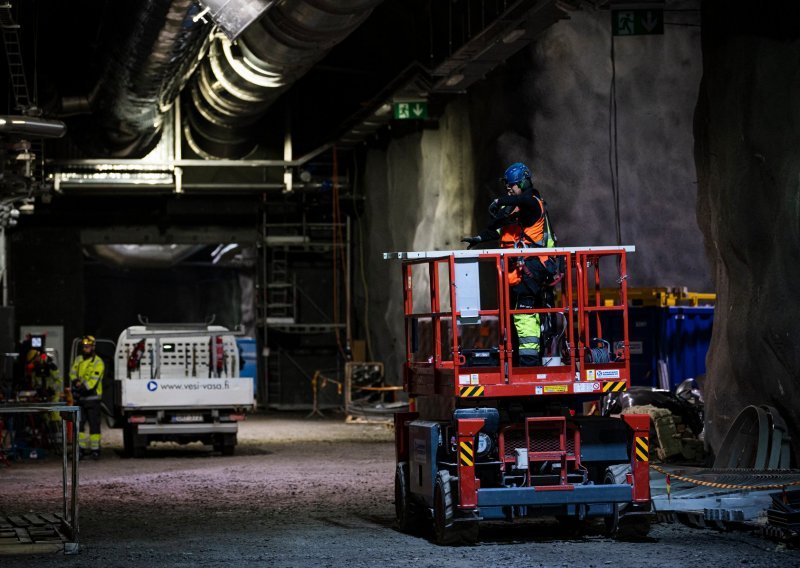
[89,0,209,157]
[184,0,382,159]
[198,0,274,41]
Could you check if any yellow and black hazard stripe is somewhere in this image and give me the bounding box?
[459,440,474,467]
[635,436,649,462]
[459,385,485,397]
[601,381,627,393]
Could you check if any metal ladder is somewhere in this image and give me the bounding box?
[266,248,295,323]
[0,3,31,112]
[0,3,44,185]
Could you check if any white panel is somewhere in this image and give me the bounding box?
[20,325,64,370]
[454,258,480,323]
[121,378,254,408]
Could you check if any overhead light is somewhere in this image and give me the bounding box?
[211,243,239,265]
[503,29,526,44]
[283,168,293,194]
[445,73,464,87]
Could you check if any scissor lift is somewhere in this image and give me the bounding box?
[385,246,652,544]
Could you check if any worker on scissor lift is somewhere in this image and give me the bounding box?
[462,162,562,366]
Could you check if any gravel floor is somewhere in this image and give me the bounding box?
[1,412,798,567]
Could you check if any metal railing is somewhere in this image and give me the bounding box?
[0,403,80,554]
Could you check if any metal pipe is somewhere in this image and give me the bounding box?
[89,0,208,157]
[71,407,80,543]
[62,416,68,523]
[185,0,383,158]
[346,215,351,352]
[197,0,273,40]
[0,116,66,138]
[55,182,351,193]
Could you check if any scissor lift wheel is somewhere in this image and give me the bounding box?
[433,470,478,546]
[395,462,425,533]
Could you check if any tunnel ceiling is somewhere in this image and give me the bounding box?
[0,0,573,207]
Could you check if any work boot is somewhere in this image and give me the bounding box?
[90,450,100,461]
[78,448,87,460]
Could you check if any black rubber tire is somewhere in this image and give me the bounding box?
[123,424,146,458]
[602,465,625,536]
[214,434,236,456]
[433,470,478,546]
[395,462,425,533]
[603,464,651,539]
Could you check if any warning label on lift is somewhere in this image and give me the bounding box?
[459,386,485,397]
[596,369,621,379]
[458,374,480,385]
[635,436,649,461]
[459,441,474,467]
[602,381,627,393]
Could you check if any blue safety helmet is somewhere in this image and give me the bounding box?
[503,162,532,188]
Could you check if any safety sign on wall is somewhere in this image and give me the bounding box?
[612,9,664,36]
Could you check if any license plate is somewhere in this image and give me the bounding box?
[171,414,204,423]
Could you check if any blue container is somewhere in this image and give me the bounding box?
[236,337,258,396]
[625,307,661,388]
[662,306,714,390]
[599,305,714,390]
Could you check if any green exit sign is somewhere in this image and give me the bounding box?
[612,9,664,36]
[393,101,428,120]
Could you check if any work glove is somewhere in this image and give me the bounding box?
[489,199,516,220]
[461,236,482,250]
[488,199,501,218]
[72,380,88,397]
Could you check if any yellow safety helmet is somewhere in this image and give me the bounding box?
[81,335,96,347]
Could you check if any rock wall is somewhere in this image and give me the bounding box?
[361,99,475,378]
[694,2,800,457]
[361,4,709,385]
[464,4,706,289]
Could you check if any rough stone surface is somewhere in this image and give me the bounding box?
[1,413,797,567]
[363,99,475,375]
[694,2,800,458]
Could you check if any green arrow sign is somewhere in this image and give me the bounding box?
[612,9,664,36]
[393,101,428,120]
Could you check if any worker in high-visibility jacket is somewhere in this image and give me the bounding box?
[461,162,560,367]
[69,335,105,459]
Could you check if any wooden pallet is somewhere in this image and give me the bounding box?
[0,512,68,555]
